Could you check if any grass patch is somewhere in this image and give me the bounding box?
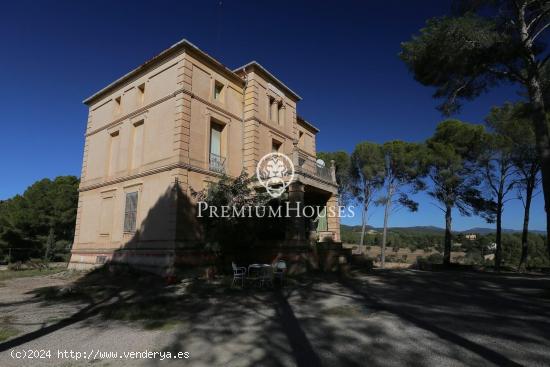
[0,326,19,342]
[32,285,89,302]
[44,315,64,324]
[101,299,183,330]
[0,316,20,342]
[142,319,181,331]
[322,305,371,318]
[0,267,65,282]
[103,302,171,321]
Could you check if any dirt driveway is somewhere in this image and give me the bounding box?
[0,268,549,367]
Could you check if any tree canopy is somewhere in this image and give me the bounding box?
[425,120,491,264]
[317,151,352,204]
[400,1,550,115]
[0,176,79,262]
[400,0,550,257]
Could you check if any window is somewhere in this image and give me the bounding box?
[210,123,222,156]
[272,140,281,153]
[107,131,120,176]
[214,81,224,101]
[209,122,225,173]
[316,207,328,232]
[124,192,138,233]
[99,195,114,235]
[130,121,144,170]
[137,83,145,104]
[96,256,107,265]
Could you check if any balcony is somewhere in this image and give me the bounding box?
[209,153,226,174]
[295,152,335,184]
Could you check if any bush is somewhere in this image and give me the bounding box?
[414,256,431,270]
[351,255,374,271]
[427,253,443,264]
[414,253,444,270]
[7,262,22,271]
[463,249,483,265]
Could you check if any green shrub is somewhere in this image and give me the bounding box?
[427,253,443,264]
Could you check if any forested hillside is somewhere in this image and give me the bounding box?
[341,224,549,268]
[0,176,79,263]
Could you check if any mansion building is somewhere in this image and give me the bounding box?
[69,40,340,271]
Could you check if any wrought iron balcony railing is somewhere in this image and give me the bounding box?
[295,153,335,183]
[209,153,226,174]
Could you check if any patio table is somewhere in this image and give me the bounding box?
[247,264,273,287]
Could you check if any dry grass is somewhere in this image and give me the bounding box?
[0,316,20,342]
[321,305,372,318]
[0,267,65,282]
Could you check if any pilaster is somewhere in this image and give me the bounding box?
[286,181,306,241]
[327,194,340,242]
[243,78,261,175]
[173,54,192,164]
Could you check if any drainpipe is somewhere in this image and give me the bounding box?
[241,68,248,171]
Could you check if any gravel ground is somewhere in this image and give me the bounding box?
[0,269,548,367]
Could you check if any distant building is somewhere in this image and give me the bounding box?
[465,234,477,241]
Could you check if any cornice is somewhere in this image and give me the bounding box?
[86,86,243,138]
[83,39,244,105]
[79,161,223,192]
[86,86,302,147]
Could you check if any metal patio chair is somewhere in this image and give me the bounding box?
[259,265,273,288]
[231,262,246,288]
[273,260,287,285]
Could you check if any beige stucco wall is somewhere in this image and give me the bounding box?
[70,43,335,269]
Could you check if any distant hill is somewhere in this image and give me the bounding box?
[340,224,443,235]
[460,227,546,235]
[340,224,546,236]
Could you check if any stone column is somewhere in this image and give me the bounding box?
[278,103,285,125]
[292,140,299,167]
[330,160,336,183]
[327,193,340,242]
[285,180,305,242]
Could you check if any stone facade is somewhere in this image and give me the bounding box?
[69,40,340,271]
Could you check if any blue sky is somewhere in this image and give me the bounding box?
[0,0,545,231]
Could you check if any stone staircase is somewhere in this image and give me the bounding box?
[316,241,352,272]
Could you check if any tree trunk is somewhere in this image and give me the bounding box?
[444,204,452,266]
[381,183,393,269]
[517,5,550,263]
[45,227,54,263]
[527,87,550,261]
[494,200,503,272]
[519,181,534,271]
[359,205,367,255]
[494,164,506,272]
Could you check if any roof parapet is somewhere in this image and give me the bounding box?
[233,61,302,102]
[297,115,320,133]
[83,39,244,105]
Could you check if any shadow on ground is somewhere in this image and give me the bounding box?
[339,269,550,366]
[1,267,549,366]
